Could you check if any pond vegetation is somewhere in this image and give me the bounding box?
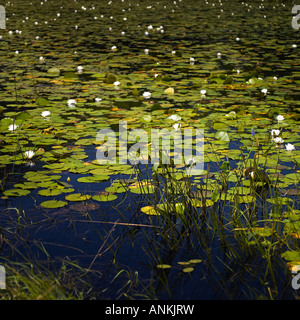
[0,0,299,299]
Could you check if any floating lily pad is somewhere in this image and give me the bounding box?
[38,189,63,197]
[281,250,300,262]
[77,175,110,183]
[3,189,31,197]
[40,200,68,209]
[92,194,118,202]
[130,185,155,194]
[65,193,92,202]
[188,259,202,264]
[250,227,273,237]
[141,205,160,215]
[156,264,171,269]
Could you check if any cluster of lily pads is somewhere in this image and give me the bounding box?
[0,0,299,299]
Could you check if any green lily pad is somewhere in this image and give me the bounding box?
[40,200,68,209]
[141,205,160,215]
[92,194,118,202]
[77,175,110,183]
[3,189,31,197]
[281,250,300,262]
[65,193,92,202]
[215,131,230,142]
[38,189,63,197]
[157,264,171,269]
[188,259,202,264]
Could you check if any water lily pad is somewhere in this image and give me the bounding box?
[40,200,68,209]
[267,197,292,205]
[215,131,230,142]
[130,185,155,194]
[3,189,31,197]
[177,261,191,266]
[188,259,202,264]
[92,194,117,202]
[281,250,300,262]
[157,264,171,269]
[47,67,60,75]
[14,182,38,190]
[38,189,63,197]
[250,227,273,237]
[77,175,110,183]
[65,193,92,202]
[141,205,160,215]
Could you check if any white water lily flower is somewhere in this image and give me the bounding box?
[168,114,181,121]
[113,81,120,86]
[285,143,295,151]
[261,88,268,95]
[111,45,117,51]
[8,124,18,131]
[200,89,206,96]
[144,49,149,55]
[270,129,280,137]
[276,115,284,121]
[217,52,222,58]
[41,110,51,117]
[292,44,297,48]
[77,66,83,73]
[171,50,176,55]
[173,123,181,131]
[248,170,255,179]
[272,137,284,144]
[15,50,19,55]
[24,150,35,159]
[95,98,102,102]
[67,99,77,108]
[273,76,277,81]
[142,91,151,99]
[39,56,45,61]
[185,157,196,166]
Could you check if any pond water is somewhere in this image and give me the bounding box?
[0,0,300,299]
